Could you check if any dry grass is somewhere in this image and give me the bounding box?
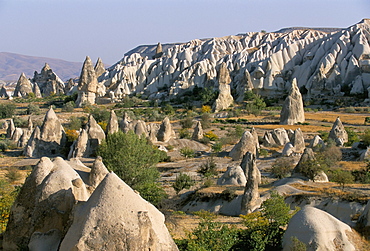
[338,161,367,171]
[305,112,368,125]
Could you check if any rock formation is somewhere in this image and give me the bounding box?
[309,135,325,149]
[24,107,66,158]
[271,128,290,146]
[329,117,348,146]
[6,119,15,138]
[291,128,305,153]
[213,62,234,112]
[94,57,106,78]
[280,79,305,125]
[282,142,295,157]
[192,121,204,141]
[282,206,355,251]
[293,147,316,174]
[75,56,98,107]
[120,112,133,133]
[217,166,246,186]
[89,156,109,189]
[229,131,257,161]
[262,131,276,147]
[59,172,178,250]
[69,115,105,158]
[241,152,261,214]
[0,85,9,98]
[13,73,33,98]
[240,151,261,184]
[153,42,164,59]
[157,117,175,142]
[32,63,65,97]
[106,110,119,134]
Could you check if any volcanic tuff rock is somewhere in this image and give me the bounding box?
[94,57,106,78]
[192,121,204,141]
[217,165,247,186]
[24,107,66,158]
[13,73,33,98]
[279,78,305,125]
[229,131,257,160]
[291,128,305,153]
[309,135,325,149]
[293,147,316,174]
[89,156,109,189]
[282,206,355,251]
[97,19,370,102]
[213,62,234,112]
[60,172,178,250]
[271,128,290,146]
[6,119,15,138]
[157,116,175,142]
[106,110,119,134]
[76,56,98,107]
[329,117,348,146]
[32,63,65,97]
[241,152,261,214]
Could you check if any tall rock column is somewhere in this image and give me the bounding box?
[76,56,98,107]
[241,152,261,214]
[280,78,305,125]
[213,62,234,112]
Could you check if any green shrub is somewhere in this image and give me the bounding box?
[180,147,195,159]
[62,101,75,112]
[330,169,354,190]
[180,116,193,129]
[204,131,218,141]
[211,142,223,153]
[5,167,22,183]
[200,113,212,129]
[290,236,307,251]
[26,103,40,115]
[345,127,360,147]
[179,129,191,139]
[259,148,269,158]
[13,117,28,128]
[0,179,19,232]
[97,131,167,206]
[296,160,323,181]
[198,157,217,178]
[361,129,370,146]
[173,173,195,194]
[65,116,86,130]
[0,103,16,119]
[271,158,293,179]
[90,107,110,123]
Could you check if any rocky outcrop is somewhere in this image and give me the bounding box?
[309,135,325,149]
[229,131,257,161]
[241,152,261,214]
[59,172,178,250]
[89,156,109,189]
[75,56,98,107]
[291,128,305,153]
[32,63,65,97]
[106,110,119,134]
[192,121,204,141]
[293,147,316,174]
[280,79,305,125]
[24,107,66,158]
[282,206,355,251]
[157,117,175,142]
[329,117,348,146]
[271,128,290,146]
[13,73,33,98]
[120,112,133,133]
[3,157,89,250]
[94,57,106,78]
[240,151,261,184]
[213,62,234,112]
[69,115,105,158]
[217,166,246,186]
[6,119,15,138]
[262,131,276,147]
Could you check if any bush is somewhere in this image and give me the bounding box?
[161,103,175,116]
[90,107,110,123]
[65,129,79,143]
[352,161,370,184]
[361,129,370,146]
[5,167,22,183]
[0,139,16,152]
[97,131,167,205]
[66,116,86,130]
[198,157,217,178]
[180,116,193,129]
[345,127,360,147]
[212,141,223,153]
[201,105,212,113]
[62,101,75,112]
[200,113,212,129]
[173,173,195,194]
[13,117,28,128]
[330,169,354,190]
[271,158,293,179]
[204,131,218,141]
[26,103,40,115]
[244,91,266,116]
[290,236,307,251]
[0,103,16,119]
[179,129,191,139]
[0,179,19,232]
[297,160,323,181]
[180,147,195,159]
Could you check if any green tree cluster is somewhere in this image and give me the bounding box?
[0,103,16,119]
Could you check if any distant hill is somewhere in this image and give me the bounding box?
[0,52,83,82]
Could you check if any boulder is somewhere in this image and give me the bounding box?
[106,110,119,134]
[271,128,290,146]
[59,172,178,250]
[217,166,246,186]
[192,121,204,141]
[24,107,66,158]
[291,128,305,153]
[282,206,355,251]
[309,135,325,149]
[241,152,261,214]
[280,78,305,125]
[6,119,15,138]
[329,117,348,146]
[282,142,295,157]
[213,62,234,112]
[13,73,33,98]
[75,56,98,107]
[229,131,257,161]
[157,117,175,142]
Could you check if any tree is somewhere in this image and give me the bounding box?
[97,131,167,205]
[0,103,16,119]
[173,173,194,194]
[272,158,293,179]
[297,160,323,181]
[331,169,354,190]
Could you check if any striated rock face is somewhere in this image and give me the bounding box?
[24,107,66,158]
[217,166,246,186]
[241,152,261,214]
[13,73,33,98]
[32,63,65,97]
[213,62,234,112]
[329,117,348,146]
[76,56,98,107]
[106,110,119,134]
[280,79,305,125]
[282,206,355,251]
[192,121,203,141]
[3,157,89,251]
[229,131,257,161]
[157,117,175,142]
[98,19,370,102]
[59,172,178,250]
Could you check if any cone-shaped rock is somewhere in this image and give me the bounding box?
[309,135,325,149]
[280,78,305,125]
[240,151,261,184]
[120,112,133,133]
[76,56,98,107]
[329,117,348,146]
[217,166,246,186]
[229,131,257,160]
[94,57,106,78]
[192,121,204,141]
[293,147,316,174]
[14,73,33,98]
[89,156,109,188]
[0,85,9,98]
[262,132,276,147]
[106,110,119,134]
[213,62,234,112]
[68,129,88,159]
[241,152,261,214]
[32,63,65,97]
[282,206,355,251]
[153,42,163,59]
[134,120,148,137]
[25,107,66,158]
[60,172,178,250]
[291,128,305,153]
[32,83,42,98]
[157,117,175,142]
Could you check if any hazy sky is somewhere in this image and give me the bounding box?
[1,0,369,65]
